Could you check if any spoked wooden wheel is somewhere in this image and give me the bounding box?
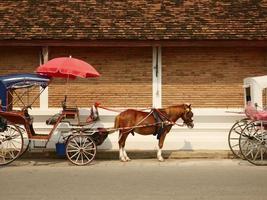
[239,121,267,166]
[66,134,97,166]
[18,127,30,158]
[228,119,249,159]
[0,124,24,166]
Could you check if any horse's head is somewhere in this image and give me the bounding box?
[181,104,194,128]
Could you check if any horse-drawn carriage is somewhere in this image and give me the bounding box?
[228,75,267,165]
[0,57,111,166]
[0,73,110,166]
[0,57,194,166]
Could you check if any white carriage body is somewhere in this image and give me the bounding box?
[243,75,267,108]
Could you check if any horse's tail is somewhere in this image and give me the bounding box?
[106,115,120,134]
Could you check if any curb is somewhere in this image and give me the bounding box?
[21,150,234,160]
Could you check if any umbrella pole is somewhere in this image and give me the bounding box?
[64,74,70,108]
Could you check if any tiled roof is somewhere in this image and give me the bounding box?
[0,0,267,40]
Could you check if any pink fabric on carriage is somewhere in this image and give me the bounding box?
[255,111,267,120]
[245,102,267,120]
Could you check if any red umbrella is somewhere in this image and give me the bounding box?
[36,56,100,78]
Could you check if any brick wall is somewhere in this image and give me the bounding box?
[0,47,41,107]
[162,47,267,108]
[48,47,152,108]
[0,47,40,74]
[1,46,267,109]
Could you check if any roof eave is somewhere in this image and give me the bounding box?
[1,39,267,47]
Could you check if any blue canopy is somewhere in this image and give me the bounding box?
[0,73,51,111]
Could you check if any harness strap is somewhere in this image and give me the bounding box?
[119,110,154,134]
[108,121,172,133]
[152,109,168,139]
[116,110,153,142]
[155,108,185,127]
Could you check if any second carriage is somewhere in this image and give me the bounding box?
[228,75,267,165]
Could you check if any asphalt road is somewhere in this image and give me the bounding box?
[0,159,267,200]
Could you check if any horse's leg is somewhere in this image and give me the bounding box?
[122,132,131,161]
[118,130,130,162]
[118,131,126,162]
[157,132,167,162]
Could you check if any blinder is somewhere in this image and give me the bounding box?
[183,105,194,128]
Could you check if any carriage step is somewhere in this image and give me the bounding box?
[32,140,48,149]
[33,145,47,149]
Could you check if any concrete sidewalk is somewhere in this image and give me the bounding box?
[21,149,234,160]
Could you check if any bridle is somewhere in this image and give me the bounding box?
[155,106,193,127]
[182,109,194,127]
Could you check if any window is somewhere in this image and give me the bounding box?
[245,87,251,103]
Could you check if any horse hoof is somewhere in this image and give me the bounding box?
[120,157,127,162]
[158,157,165,162]
[125,157,131,161]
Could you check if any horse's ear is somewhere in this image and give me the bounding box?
[185,103,191,112]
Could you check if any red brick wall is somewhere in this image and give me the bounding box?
[162,47,267,108]
[1,46,267,109]
[48,47,152,108]
[0,47,40,74]
[0,47,41,107]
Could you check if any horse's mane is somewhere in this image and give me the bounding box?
[157,104,187,116]
[163,104,187,111]
[167,104,186,108]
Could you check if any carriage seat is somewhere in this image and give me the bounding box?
[60,104,100,126]
[245,102,267,121]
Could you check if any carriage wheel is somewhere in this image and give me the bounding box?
[18,127,31,158]
[0,124,24,166]
[239,121,267,166]
[228,119,249,159]
[66,134,97,166]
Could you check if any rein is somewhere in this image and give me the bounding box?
[114,120,172,142]
[154,108,186,127]
[117,110,154,134]
[108,121,172,133]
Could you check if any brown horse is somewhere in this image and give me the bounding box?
[114,104,194,161]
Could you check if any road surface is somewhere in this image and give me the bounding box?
[0,159,266,200]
